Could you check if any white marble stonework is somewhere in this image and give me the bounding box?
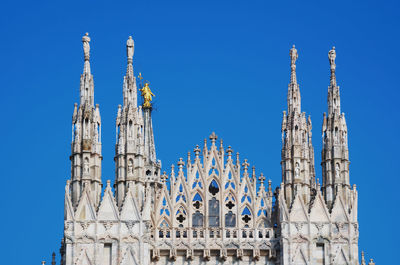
[59,35,375,265]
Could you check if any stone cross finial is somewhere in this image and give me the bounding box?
[242,159,249,171]
[194,145,200,159]
[177,158,185,171]
[127,36,134,63]
[82,33,90,61]
[209,132,218,145]
[226,146,233,159]
[259,173,265,183]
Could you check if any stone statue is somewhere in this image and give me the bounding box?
[335,163,340,178]
[328,47,336,69]
[83,158,89,174]
[290,45,298,67]
[295,162,300,178]
[127,36,134,62]
[127,159,133,175]
[140,83,155,108]
[82,33,90,60]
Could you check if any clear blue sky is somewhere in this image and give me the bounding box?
[0,0,398,264]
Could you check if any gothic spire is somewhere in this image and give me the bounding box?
[281,45,315,207]
[123,36,137,107]
[328,46,341,115]
[70,33,102,209]
[321,47,351,209]
[80,33,94,106]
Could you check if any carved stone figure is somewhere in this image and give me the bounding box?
[335,163,340,179]
[127,36,134,61]
[328,47,336,69]
[83,158,89,174]
[295,162,300,178]
[82,33,90,60]
[290,45,298,66]
[127,159,133,175]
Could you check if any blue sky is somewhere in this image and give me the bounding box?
[0,0,398,264]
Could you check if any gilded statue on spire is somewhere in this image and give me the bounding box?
[82,33,90,61]
[140,82,155,108]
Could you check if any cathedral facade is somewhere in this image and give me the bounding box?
[59,34,375,265]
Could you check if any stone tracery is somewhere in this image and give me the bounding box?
[153,133,275,247]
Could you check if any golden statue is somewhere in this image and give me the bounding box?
[140,82,155,108]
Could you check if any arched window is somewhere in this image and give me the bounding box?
[208,197,220,227]
[225,211,236,227]
[192,211,203,227]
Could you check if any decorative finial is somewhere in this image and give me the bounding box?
[328,46,337,86]
[82,33,90,61]
[51,252,56,265]
[368,259,375,265]
[127,36,134,64]
[226,146,233,159]
[361,251,366,265]
[289,45,298,84]
[42,261,46,265]
[139,82,155,108]
[209,132,218,145]
[194,145,201,159]
[259,173,265,183]
[268,179,272,194]
[177,158,185,171]
[242,159,249,172]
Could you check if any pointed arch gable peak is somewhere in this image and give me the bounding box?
[331,193,350,222]
[97,187,119,221]
[75,189,96,221]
